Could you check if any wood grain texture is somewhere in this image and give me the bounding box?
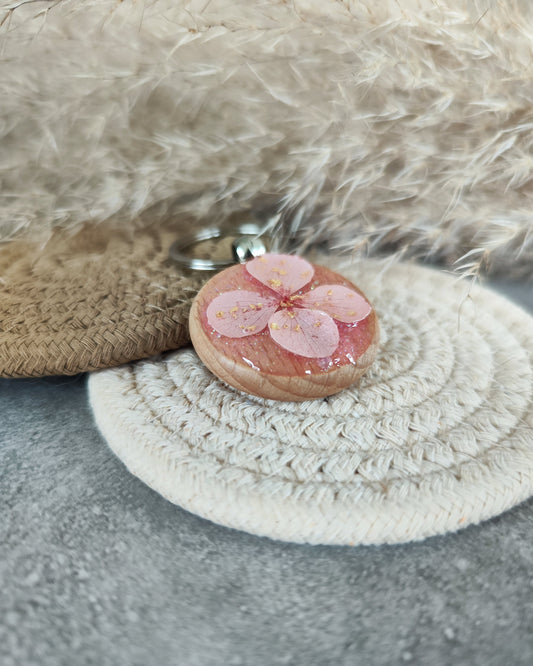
[189,261,379,401]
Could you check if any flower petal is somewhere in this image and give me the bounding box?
[268,308,339,358]
[246,254,314,296]
[207,290,279,338]
[299,284,371,323]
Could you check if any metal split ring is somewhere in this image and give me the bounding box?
[168,223,270,272]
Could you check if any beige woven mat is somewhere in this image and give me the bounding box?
[89,259,533,546]
[0,225,203,377]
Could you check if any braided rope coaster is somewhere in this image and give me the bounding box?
[89,260,533,545]
[0,225,202,377]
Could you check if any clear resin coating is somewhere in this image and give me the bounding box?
[189,255,379,400]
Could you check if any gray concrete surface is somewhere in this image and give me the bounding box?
[1,279,532,666]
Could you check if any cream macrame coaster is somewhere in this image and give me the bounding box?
[88,260,533,546]
[0,224,203,377]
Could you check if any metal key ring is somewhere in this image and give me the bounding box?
[168,222,271,271]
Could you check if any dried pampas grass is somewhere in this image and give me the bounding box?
[1,0,532,277]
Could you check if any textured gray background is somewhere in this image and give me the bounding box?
[1,279,532,666]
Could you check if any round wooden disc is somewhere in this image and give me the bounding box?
[189,254,379,400]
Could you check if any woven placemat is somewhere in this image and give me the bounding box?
[0,225,203,377]
[88,260,533,546]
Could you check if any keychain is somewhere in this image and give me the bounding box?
[170,223,379,401]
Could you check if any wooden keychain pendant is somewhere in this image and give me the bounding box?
[189,253,379,401]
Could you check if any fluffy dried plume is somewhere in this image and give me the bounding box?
[1,0,532,277]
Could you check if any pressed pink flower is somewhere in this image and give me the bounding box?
[206,254,371,358]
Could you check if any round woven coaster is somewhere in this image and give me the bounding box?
[0,225,203,377]
[88,260,533,545]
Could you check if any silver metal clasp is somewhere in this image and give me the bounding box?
[168,217,277,271]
